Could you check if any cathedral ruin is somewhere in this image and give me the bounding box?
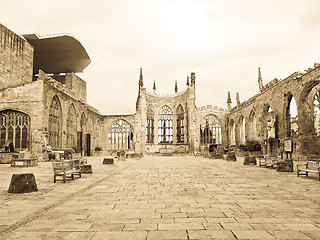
[1,23,320,162]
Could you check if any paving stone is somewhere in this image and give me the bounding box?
[302,230,320,240]
[284,223,320,230]
[1,156,320,239]
[187,229,236,239]
[158,223,205,230]
[123,223,157,231]
[232,229,275,239]
[147,230,188,239]
[92,231,148,240]
[221,222,253,230]
[268,230,312,239]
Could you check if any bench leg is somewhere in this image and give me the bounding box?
[54,175,56,183]
[63,174,66,183]
[72,173,74,180]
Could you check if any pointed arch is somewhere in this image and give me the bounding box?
[229,118,236,145]
[284,93,299,137]
[49,95,62,147]
[146,104,154,143]
[239,115,245,144]
[158,105,173,143]
[0,109,30,151]
[313,88,320,135]
[200,114,222,145]
[249,110,257,140]
[66,104,77,148]
[108,119,134,150]
[176,104,184,143]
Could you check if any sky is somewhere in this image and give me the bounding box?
[1,0,320,115]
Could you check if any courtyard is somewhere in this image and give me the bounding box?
[0,156,320,240]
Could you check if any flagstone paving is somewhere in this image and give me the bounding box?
[0,155,320,239]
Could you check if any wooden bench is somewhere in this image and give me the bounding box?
[258,155,280,168]
[11,158,38,167]
[297,161,320,181]
[52,160,81,183]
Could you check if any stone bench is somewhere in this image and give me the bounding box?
[52,160,81,183]
[297,161,320,180]
[11,158,38,167]
[159,148,173,156]
[258,155,280,168]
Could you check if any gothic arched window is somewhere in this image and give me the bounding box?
[108,119,133,150]
[229,119,236,145]
[158,105,173,144]
[249,110,257,140]
[146,105,154,143]
[239,116,245,144]
[66,104,77,148]
[200,114,222,145]
[176,105,184,143]
[314,91,320,135]
[0,110,30,150]
[49,95,62,147]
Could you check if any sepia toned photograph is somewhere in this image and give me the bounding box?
[0,0,320,239]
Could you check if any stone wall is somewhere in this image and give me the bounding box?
[0,24,33,90]
[0,80,44,155]
[228,64,320,161]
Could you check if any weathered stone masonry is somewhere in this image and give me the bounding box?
[3,23,320,161]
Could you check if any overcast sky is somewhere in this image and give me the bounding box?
[1,0,320,114]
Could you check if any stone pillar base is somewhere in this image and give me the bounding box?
[276,160,293,172]
[243,156,257,165]
[225,152,237,161]
[8,173,38,193]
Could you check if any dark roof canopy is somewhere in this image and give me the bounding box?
[23,34,91,74]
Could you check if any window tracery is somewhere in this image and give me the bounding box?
[200,114,222,144]
[0,110,30,150]
[146,105,154,143]
[177,105,184,143]
[49,96,62,147]
[66,104,76,148]
[108,119,133,150]
[158,105,173,144]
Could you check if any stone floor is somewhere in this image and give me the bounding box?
[0,155,320,240]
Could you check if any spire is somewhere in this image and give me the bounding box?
[236,92,240,105]
[175,80,178,93]
[153,80,156,90]
[186,75,190,86]
[191,72,195,86]
[258,67,263,92]
[227,91,232,111]
[153,80,156,94]
[139,68,143,88]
